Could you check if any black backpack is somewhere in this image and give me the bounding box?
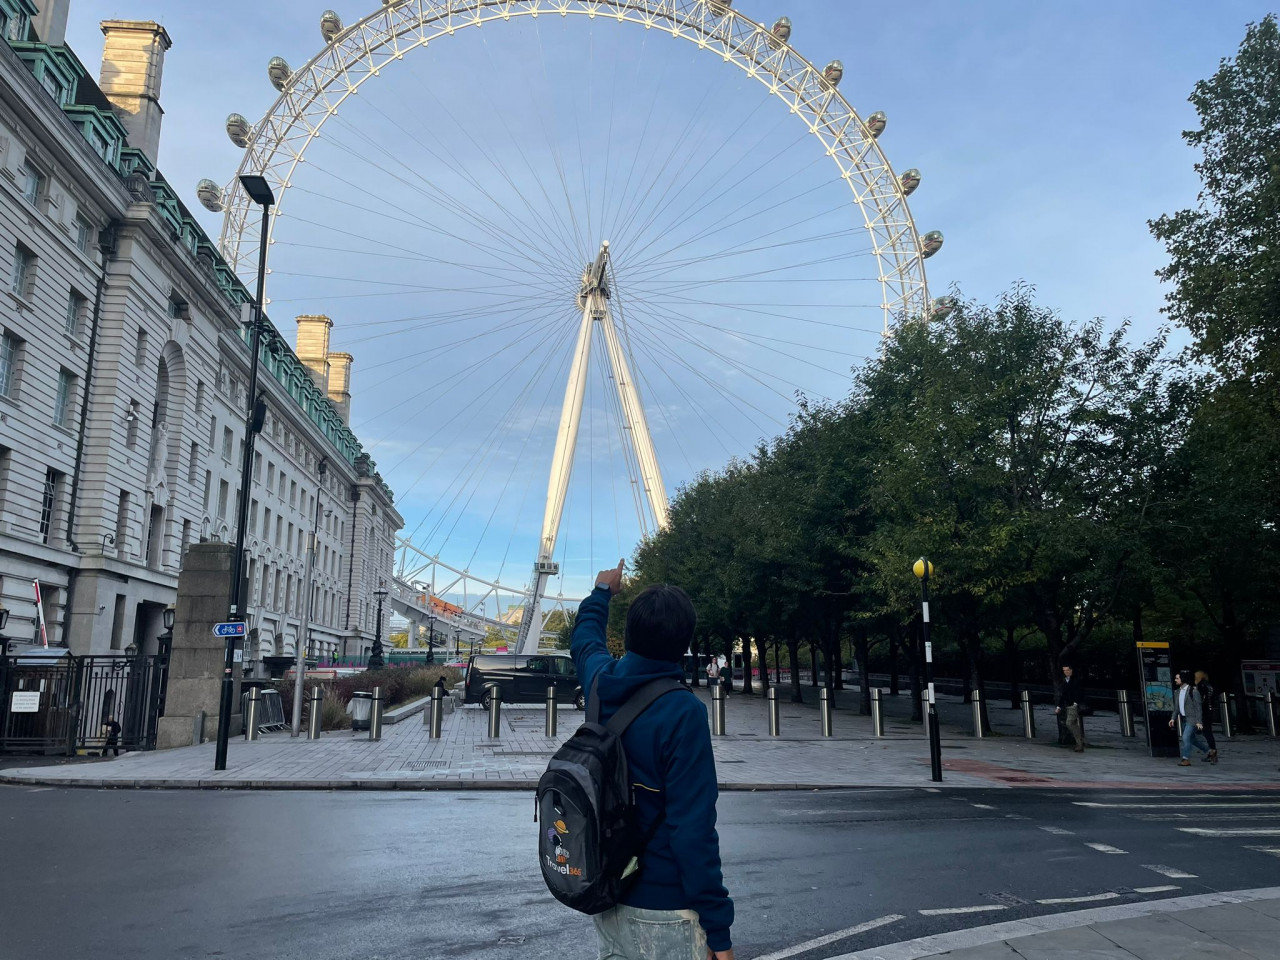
[536,675,687,915]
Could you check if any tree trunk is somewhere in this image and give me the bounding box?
[834,638,845,691]
[787,638,804,703]
[1004,626,1021,710]
[965,627,992,734]
[889,626,901,696]
[908,621,923,721]
[691,637,703,688]
[755,637,770,693]
[740,634,754,696]
[722,636,735,693]
[809,642,819,687]
[853,628,871,715]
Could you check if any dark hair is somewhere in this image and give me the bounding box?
[625,585,696,663]
[1178,669,1194,686]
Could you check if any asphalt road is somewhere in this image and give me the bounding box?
[1,784,1279,960]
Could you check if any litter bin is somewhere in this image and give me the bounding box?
[349,691,373,732]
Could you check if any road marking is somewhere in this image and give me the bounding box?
[1134,885,1181,894]
[1142,864,1197,878]
[970,803,995,810]
[1039,825,1074,835]
[1085,843,1128,854]
[752,914,904,960]
[1036,892,1122,905]
[1075,802,1280,809]
[918,905,1008,916]
[1132,813,1280,822]
[1177,827,1280,837]
[1245,847,1280,858]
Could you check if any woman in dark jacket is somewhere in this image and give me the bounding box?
[1195,670,1219,762]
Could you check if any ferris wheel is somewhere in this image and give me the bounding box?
[199,0,946,652]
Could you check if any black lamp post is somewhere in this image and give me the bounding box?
[369,587,388,671]
[427,614,437,651]
[914,557,943,783]
[216,173,275,772]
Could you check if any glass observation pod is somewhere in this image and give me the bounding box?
[226,113,251,148]
[708,0,733,13]
[900,168,922,196]
[930,296,957,321]
[320,10,343,42]
[196,179,224,212]
[771,17,792,42]
[823,60,844,87]
[920,231,945,259]
[865,111,887,138]
[268,57,292,92]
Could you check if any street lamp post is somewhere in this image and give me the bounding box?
[369,587,388,671]
[215,174,275,772]
[427,614,437,654]
[914,557,943,782]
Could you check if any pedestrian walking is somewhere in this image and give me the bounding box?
[559,561,735,959]
[706,657,721,694]
[1170,670,1212,766]
[1054,663,1085,752]
[1195,669,1220,763]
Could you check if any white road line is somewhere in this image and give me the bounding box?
[1036,892,1122,905]
[1142,864,1197,878]
[1085,843,1128,854]
[751,915,905,960]
[1038,825,1074,835]
[1075,801,1280,809]
[970,803,996,810]
[1245,846,1280,858]
[1134,885,1181,894]
[918,905,1008,916]
[1177,827,1280,837]
[1132,813,1280,822]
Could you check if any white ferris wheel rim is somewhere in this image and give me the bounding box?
[215,0,934,622]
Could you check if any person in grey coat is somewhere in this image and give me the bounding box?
[1169,670,1211,766]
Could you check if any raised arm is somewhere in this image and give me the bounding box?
[570,561,624,692]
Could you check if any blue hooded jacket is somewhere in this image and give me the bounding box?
[570,587,734,952]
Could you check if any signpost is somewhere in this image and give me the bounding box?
[213,622,247,639]
[1137,641,1179,757]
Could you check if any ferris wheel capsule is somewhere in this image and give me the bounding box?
[920,230,944,259]
[865,111,887,138]
[320,10,343,42]
[900,168,921,196]
[196,179,224,213]
[823,60,844,87]
[708,0,733,13]
[226,113,251,148]
[930,296,957,320]
[771,17,792,42]
[268,56,292,92]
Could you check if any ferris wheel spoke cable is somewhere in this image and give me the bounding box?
[592,328,646,544]
[620,228,870,282]
[338,295,569,347]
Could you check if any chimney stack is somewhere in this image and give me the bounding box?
[99,20,172,164]
[32,0,71,46]
[294,315,333,392]
[327,353,353,426]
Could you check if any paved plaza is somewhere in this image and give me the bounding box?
[3,686,1278,791]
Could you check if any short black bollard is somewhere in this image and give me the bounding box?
[1219,691,1233,739]
[369,686,384,742]
[767,686,781,737]
[871,688,884,738]
[428,686,443,739]
[819,687,833,737]
[545,685,558,738]
[1117,689,1135,738]
[486,683,502,739]
[971,689,984,739]
[307,687,323,740]
[1021,690,1036,739]
[245,686,261,741]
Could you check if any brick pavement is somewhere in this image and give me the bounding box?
[2,686,1278,790]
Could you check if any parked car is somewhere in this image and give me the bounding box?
[463,653,584,709]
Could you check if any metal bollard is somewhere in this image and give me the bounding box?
[971,689,984,738]
[428,686,443,739]
[921,690,929,725]
[710,684,725,736]
[1021,690,1036,739]
[369,686,384,742]
[307,688,323,740]
[871,687,884,737]
[486,684,502,738]
[245,686,261,741]
[545,685,558,738]
[767,686,781,737]
[819,687,833,737]
[1219,691,1233,739]
[193,710,206,745]
[1118,689,1135,738]
[1267,691,1278,738]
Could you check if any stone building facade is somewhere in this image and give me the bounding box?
[0,1,401,663]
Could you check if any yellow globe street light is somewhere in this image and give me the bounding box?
[913,557,934,579]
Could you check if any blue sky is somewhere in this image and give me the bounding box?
[64,1,1268,605]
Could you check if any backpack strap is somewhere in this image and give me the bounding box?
[605,678,689,735]
[586,676,602,725]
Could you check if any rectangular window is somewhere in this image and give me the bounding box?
[75,216,93,254]
[287,523,294,554]
[254,452,262,482]
[64,290,87,337]
[187,442,199,484]
[11,244,34,298]
[53,369,74,427]
[202,470,212,511]
[208,415,216,447]
[115,491,130,557]
[222,426,233,462]
[39,468,64,544]
[275,515,282,547]
[39,69,64,104]
[249,499,259,536]
[0,332,17,398]
[167,295,188,320]
[135,327,148,366]
[289,481,297,508]
[267,462,275,491]
[146,504,164,569]
[181,519,192,557]
[195,380,205,414]
[125,400,140,448]
[217,480,229,520]
[20,164,41,204]
[278,472,287,498]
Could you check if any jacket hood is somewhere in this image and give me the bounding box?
[592,651,685,708]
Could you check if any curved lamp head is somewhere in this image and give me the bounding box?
[912,558,934,580]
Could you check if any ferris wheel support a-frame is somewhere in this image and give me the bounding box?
[515,241,668,654]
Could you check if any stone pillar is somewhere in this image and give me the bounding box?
[295,314,332,391]
[99,20,172,164]
[32,0,71,45]
[327,352,352,425]
[156,542,244,750]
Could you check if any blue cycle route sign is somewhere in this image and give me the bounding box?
[213,622,247,638]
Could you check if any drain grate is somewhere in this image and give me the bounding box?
[405,760,448,770]
[986,891,1031,906]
